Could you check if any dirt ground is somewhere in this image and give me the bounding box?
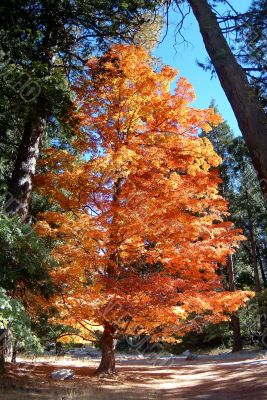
[1,356,267,400]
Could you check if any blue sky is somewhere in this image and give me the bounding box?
[154,1,252,136]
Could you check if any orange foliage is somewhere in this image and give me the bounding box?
[35,45,252,342]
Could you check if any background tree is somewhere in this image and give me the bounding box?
[187,0,267,201]
[137,0,267,200]
[203,103,267,349]
[0,287,43,370]
[225,138,267,292]
[0,0,160,218]
[201,107,243,351]
[235,0,267,111]
[35,45,251,374]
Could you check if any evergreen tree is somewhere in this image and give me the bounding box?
[203,103,267,349]
[0,0,159,218]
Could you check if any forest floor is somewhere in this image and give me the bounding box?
[1,353,267,400]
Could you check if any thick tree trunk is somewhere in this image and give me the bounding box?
[227,255,242,352]
[6,115,45,219]
[189,0,267,201]
[230,313,242,352]
[95,323,117,375]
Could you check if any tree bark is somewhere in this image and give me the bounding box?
[0,329,7,373]
[55,341,62,355]
[230,313,242,352]
[189,0,267,201]
[11,340,17,363]
[246,206,261,292]
[6,115,45,220]
[257,247,267,289]
[227,255,243,352]
[95,323,117,375]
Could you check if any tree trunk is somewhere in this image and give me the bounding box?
[6,115,45,220]
[96,180,120,375]
[95,323,117,375]
[0,329,7,373]
[227,255,243,352]
[257,247,267,289]
[55,341,62,355]
[230,313,243,352]
[11,340,17,363]
[189,0,267,201]
[247,207,261,292]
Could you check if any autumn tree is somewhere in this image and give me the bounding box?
[35,45,251,374]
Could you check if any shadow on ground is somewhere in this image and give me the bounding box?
[0,358,266,399]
